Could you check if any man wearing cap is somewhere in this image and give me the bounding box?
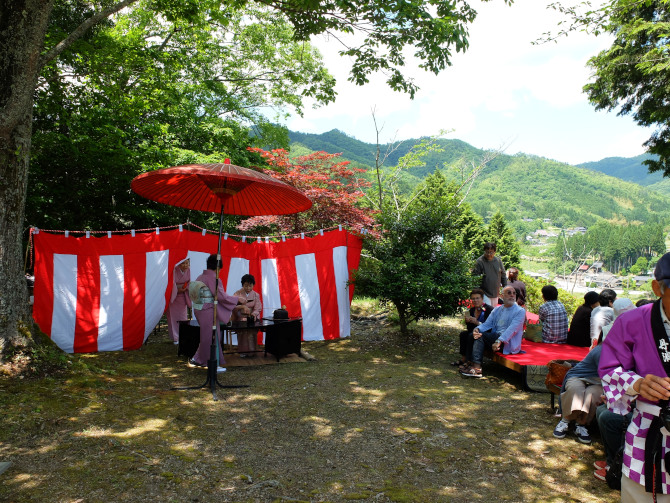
[599,252,670,501]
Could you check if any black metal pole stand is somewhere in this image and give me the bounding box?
[173,206,249,400]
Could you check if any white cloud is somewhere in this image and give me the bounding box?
[282,0,647,163]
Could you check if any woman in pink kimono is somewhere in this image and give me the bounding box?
[167,258,191,344]
[231,274,262,357]
[189,255,247,372]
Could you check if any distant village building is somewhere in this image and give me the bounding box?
[633,275,652,287]
[543,218,552,223]
[590,261,604,273]
[584,271,621,288]
[565,227,588,237]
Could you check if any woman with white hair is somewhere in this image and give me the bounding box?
[601,298,635,340]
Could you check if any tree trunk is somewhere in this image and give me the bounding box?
[396,303,408,336]
[0,1,55,353]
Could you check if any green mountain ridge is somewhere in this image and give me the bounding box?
[288,129,670,229]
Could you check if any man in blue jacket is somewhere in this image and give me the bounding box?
[461,285,526,378]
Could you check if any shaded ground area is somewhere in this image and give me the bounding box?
[0,317,618,502]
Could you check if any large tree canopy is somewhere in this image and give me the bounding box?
[0,0,511,351]
[28,2,335,231]
[572,0,670,176]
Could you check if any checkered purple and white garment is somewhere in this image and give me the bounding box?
[603,367,670,492]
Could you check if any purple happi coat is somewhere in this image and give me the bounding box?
[599,301,670,493]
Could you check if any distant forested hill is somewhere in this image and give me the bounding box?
[469,155,668,228]
[578,154,661,185]
[288,129,670,229]
[288,129,483,178]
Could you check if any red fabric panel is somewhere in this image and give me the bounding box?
[315,243,339,340]
[346,232,363,303]
[498,339,590,366]
[123,253,146,351]
[276,253,302,337]
[32,231,54,336]
[73,254,100,353]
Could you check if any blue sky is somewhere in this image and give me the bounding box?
[282,0,650,166]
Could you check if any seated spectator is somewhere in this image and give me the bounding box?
[553,341,604,444]
[567,291,600,347]
[507,267,526,307]
[590,288,616,347]
[601,298,634,340]
[538,285,569,344]
[461,286,525,378]
[451,288,493,369]
[591,299,636,482]
[594,404,632,483]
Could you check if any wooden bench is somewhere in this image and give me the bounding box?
[485,339,590,397]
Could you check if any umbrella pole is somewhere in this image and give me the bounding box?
[173,206,249,400]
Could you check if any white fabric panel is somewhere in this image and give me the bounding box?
[333,246,351,338]
[145,250,169,340]
[188,251,209,284]
[261,258,281,320]
[226,257,249,295]
[98,255,124,351]
[295,253,323,341]
[51,254,78,353]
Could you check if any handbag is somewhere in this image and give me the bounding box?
[524,321,543,342]
[544,359,577,394]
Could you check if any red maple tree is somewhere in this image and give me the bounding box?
[239,148,378,237]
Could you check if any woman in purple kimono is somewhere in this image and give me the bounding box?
[167,258,191,344]
[189,255,247,372]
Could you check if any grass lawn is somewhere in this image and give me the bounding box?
[0,311,619,502]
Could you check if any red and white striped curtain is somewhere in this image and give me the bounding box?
[32,228,363,353]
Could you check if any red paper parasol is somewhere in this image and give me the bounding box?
[130,160,311,399]
[131,161,312,216]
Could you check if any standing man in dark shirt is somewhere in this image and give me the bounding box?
[507,267,526,307]
[472,242,507,307]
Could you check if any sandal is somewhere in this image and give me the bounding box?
[460,367,483,378]
[450,360,466,367]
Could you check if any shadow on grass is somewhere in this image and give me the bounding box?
[0,319,619,503]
